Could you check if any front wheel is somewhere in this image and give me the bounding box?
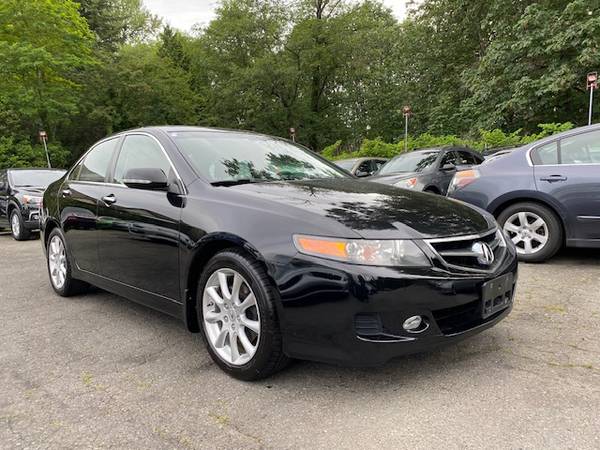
[46,228,89,296]
[497,202,562,263]
[10,210,31,241]
[197,249,289,380]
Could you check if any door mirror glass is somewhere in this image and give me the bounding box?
[123,168,168,190]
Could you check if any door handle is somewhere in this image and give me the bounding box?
[540,175,567,183]
[61,189,71,197]
[101,194,117,205]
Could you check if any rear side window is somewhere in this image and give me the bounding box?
[73,138,119,182]
[456,151,480,165]
[560,131,600,164]
[531,142,558,165]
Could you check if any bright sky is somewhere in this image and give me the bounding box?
[143,0,410,33]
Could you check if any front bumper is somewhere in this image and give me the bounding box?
[274,250,518,366]
[21,206,41,230]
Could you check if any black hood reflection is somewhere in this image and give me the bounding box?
[229,178,493,239]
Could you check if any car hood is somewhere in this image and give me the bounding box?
[229,179,493,239]
[367,172,422,185]
[16,187,46,196]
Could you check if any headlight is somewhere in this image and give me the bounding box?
[23,195,42,205]
[293,235,430,267]
[395,177,417,189]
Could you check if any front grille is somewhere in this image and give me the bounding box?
[427,229,506,272]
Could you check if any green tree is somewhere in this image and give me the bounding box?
[0,0,95,139]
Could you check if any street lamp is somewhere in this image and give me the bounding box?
[39,130,51,168]
[402,106,412,152]
[587,72,597,126]
[289,127,296,143]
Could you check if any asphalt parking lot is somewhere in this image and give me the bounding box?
[1,233,599,449]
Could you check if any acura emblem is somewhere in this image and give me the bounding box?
[472,242,494,265]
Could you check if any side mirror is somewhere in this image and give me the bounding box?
[123,168,168,190]
[441,163,456,171]
[355,170,370,178]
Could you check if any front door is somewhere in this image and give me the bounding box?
[0,170,8,228]
[97,134,182,300]
[533,130,600,242]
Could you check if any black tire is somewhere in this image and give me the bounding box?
[10,209,31,241]
[196,248,289,380]
[424,187,440,195]
[497,202,563,263]
[46,228,89,296]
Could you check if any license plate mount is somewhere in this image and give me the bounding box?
[481,273,514,319]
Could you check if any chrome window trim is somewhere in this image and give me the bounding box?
[67,132,187,194]
[527,128,600,167]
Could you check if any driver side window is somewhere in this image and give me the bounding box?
[113,135,172,184]
[440,151,458,168]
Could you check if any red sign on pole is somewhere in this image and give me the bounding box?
[587,72,598,90]
[402,105,412,117]
[38,130,47,142]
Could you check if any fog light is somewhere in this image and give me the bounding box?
[403,315,424,332]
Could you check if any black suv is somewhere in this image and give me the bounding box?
[0,168,66,240]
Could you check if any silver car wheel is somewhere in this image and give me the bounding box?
[48,235,67,289]
[503,211,549,255]
[202,268,261,366]
[11,213,20,238]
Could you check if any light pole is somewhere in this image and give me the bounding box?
[587,72,597,126]
[402,105,412,152]
[289,127,296,143]
[39,130,51,168]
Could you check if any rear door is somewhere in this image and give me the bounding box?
[533,130,600,242]
[60,138,120,273]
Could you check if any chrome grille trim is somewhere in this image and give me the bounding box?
[424,228,506,274]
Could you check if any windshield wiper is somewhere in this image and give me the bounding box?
[211,179,260,187]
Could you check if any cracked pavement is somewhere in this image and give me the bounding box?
[1,233,599,449]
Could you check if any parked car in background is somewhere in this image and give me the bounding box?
[448,124,600,262]
[368,147,484,194]
[41,126,517,380]
[0,168,66,240]
[335,157,388,177]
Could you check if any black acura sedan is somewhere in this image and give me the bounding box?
[41,127,517,380]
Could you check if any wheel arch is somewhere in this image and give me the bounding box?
[423,185,441,194]
[43,218,61,249]
[183,233,271,333]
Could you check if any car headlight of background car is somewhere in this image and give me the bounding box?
[395,177,418,189]
[294,235,430,267]
[23,195,43,206]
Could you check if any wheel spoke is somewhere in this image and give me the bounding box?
[206,286,224,306]
[231,273,243,303]
[505,223,520,233]
[511,235,521,244]
[238,329,255,355]
[230,333,240,362]
[523,239,533,253]
[204,310,223,323]
[218,272,231,299]
[214,328,228,348]
[517,212,528,227]
[531,232,548,245]
[240,316,260,333]
[238,293,255,312]
[530,218,545,230]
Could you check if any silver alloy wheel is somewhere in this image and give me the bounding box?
[503,211,549,255]
[48,235,67,289]
[11,213,20,238]
[202,268,261,366]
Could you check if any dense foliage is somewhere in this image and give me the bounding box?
[0,0,597,168]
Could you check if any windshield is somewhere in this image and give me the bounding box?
[335,160,358,170]
[379,151,439,175]
[170,131,348,183]
[9,170,65,187]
